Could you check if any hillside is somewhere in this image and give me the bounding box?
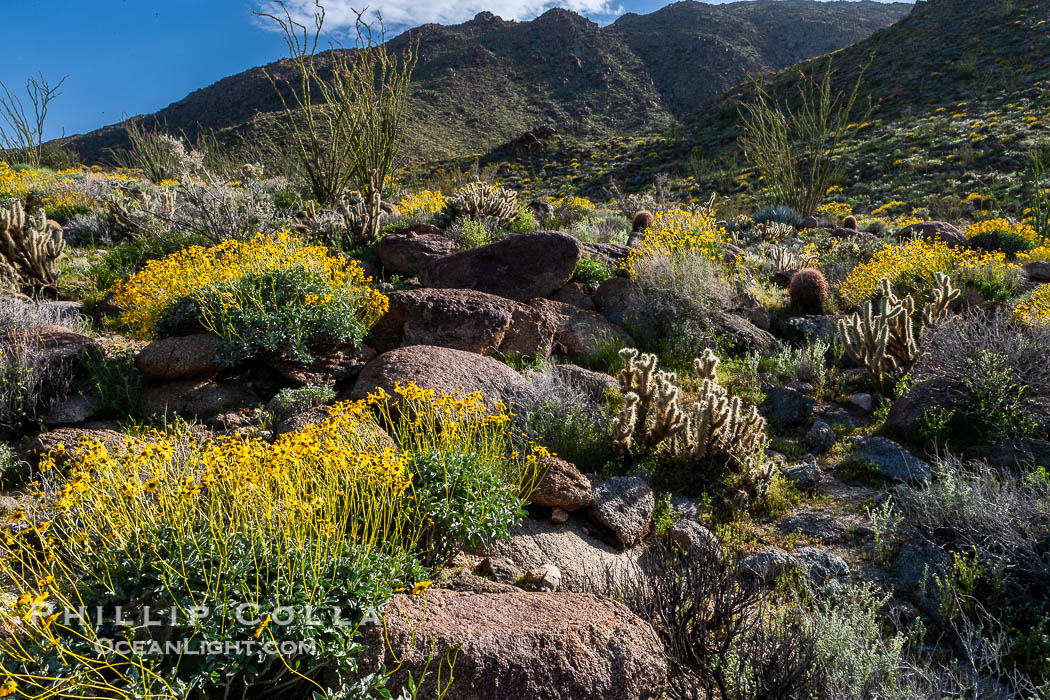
[60,0,910,165]
[460,0,1050,212]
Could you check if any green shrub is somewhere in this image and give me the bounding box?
[631,249,727,365]
[752,205,803,228]
[506,205,537,234]
[968,229,1038,257]
[268,383,337,423]
[914,312,1050,449]
[517,367,617,474]
[82,350,141,417]
[406,450,527,567]
[572,258,614,287]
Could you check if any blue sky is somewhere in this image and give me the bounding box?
[1,0,908,141]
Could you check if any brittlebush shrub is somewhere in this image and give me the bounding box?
[112,231,387,365]
[0,384,547,698]
[841,238,1021,306]
[621,209,728,276]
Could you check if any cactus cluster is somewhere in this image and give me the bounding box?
[435,180,518,227]
[767,244,814,272]
[789,267,830,313]
[838,273,959,394]
[842,214,858,231]
[105,188,177,239]
[611,348,767,466]
[0,200,65,290]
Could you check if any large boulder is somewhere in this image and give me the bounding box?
[712,312,777,355]
[589,476,654,548]
[481,516,652,593]
[350,345,536,412]
[762,385,815,427]
[419,231,582,302]
[377,225,458,276]
[30,427,132,468]
[884,377,964,435]
[368,588,667,700]
[370,288,554,357]
[529,298,634,357]
[0,325,100,372]
[962,439,1050,471]
[581,241,630,266]
[138,378,257,419]
[44,395,101,426]
[549,282,596,310]
[134,334,223,381]
[1023,261,1050,283]
[896,221,968,248]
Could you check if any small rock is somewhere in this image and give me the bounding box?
[667,520,722,560]
[740,548,798,585]
[801,216,818,229]
[847,393,874,412]
[847,436,933,483]
[806,419,836,453]
[776,511,847,543]
[763,385,815,427]
[478,556,522,584]
[588,476,655,548]
[787,381,814,395]
[523,564,562,592]
[795,547,850,586]
[670,495,698,519]
[783,461,823,490]
[550,507,569,524]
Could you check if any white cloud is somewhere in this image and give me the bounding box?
[255,0,624,36]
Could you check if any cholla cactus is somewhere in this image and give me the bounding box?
[435,181,518,227]
[612,347,767,467]
[0,201,65,289]
[105,188,178,239]
[767,245,814,272]
[838,275,959,394]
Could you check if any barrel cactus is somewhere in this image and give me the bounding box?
[789,267,830,314]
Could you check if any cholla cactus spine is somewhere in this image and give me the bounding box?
[0,200,65,288]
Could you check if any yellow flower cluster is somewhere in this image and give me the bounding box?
[1015,286,1050,325]
[0,162,97,215]
[841,238,1020,304]
[551,196,596,211]
[0,161,33,200]
[965,218,1050,259]
[621,208,728,275]
[112,231,388,338]
[871,200,908,216]
[817,202,853,220]
[397,189,446,217]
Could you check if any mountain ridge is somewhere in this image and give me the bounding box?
[59,0,911,165]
